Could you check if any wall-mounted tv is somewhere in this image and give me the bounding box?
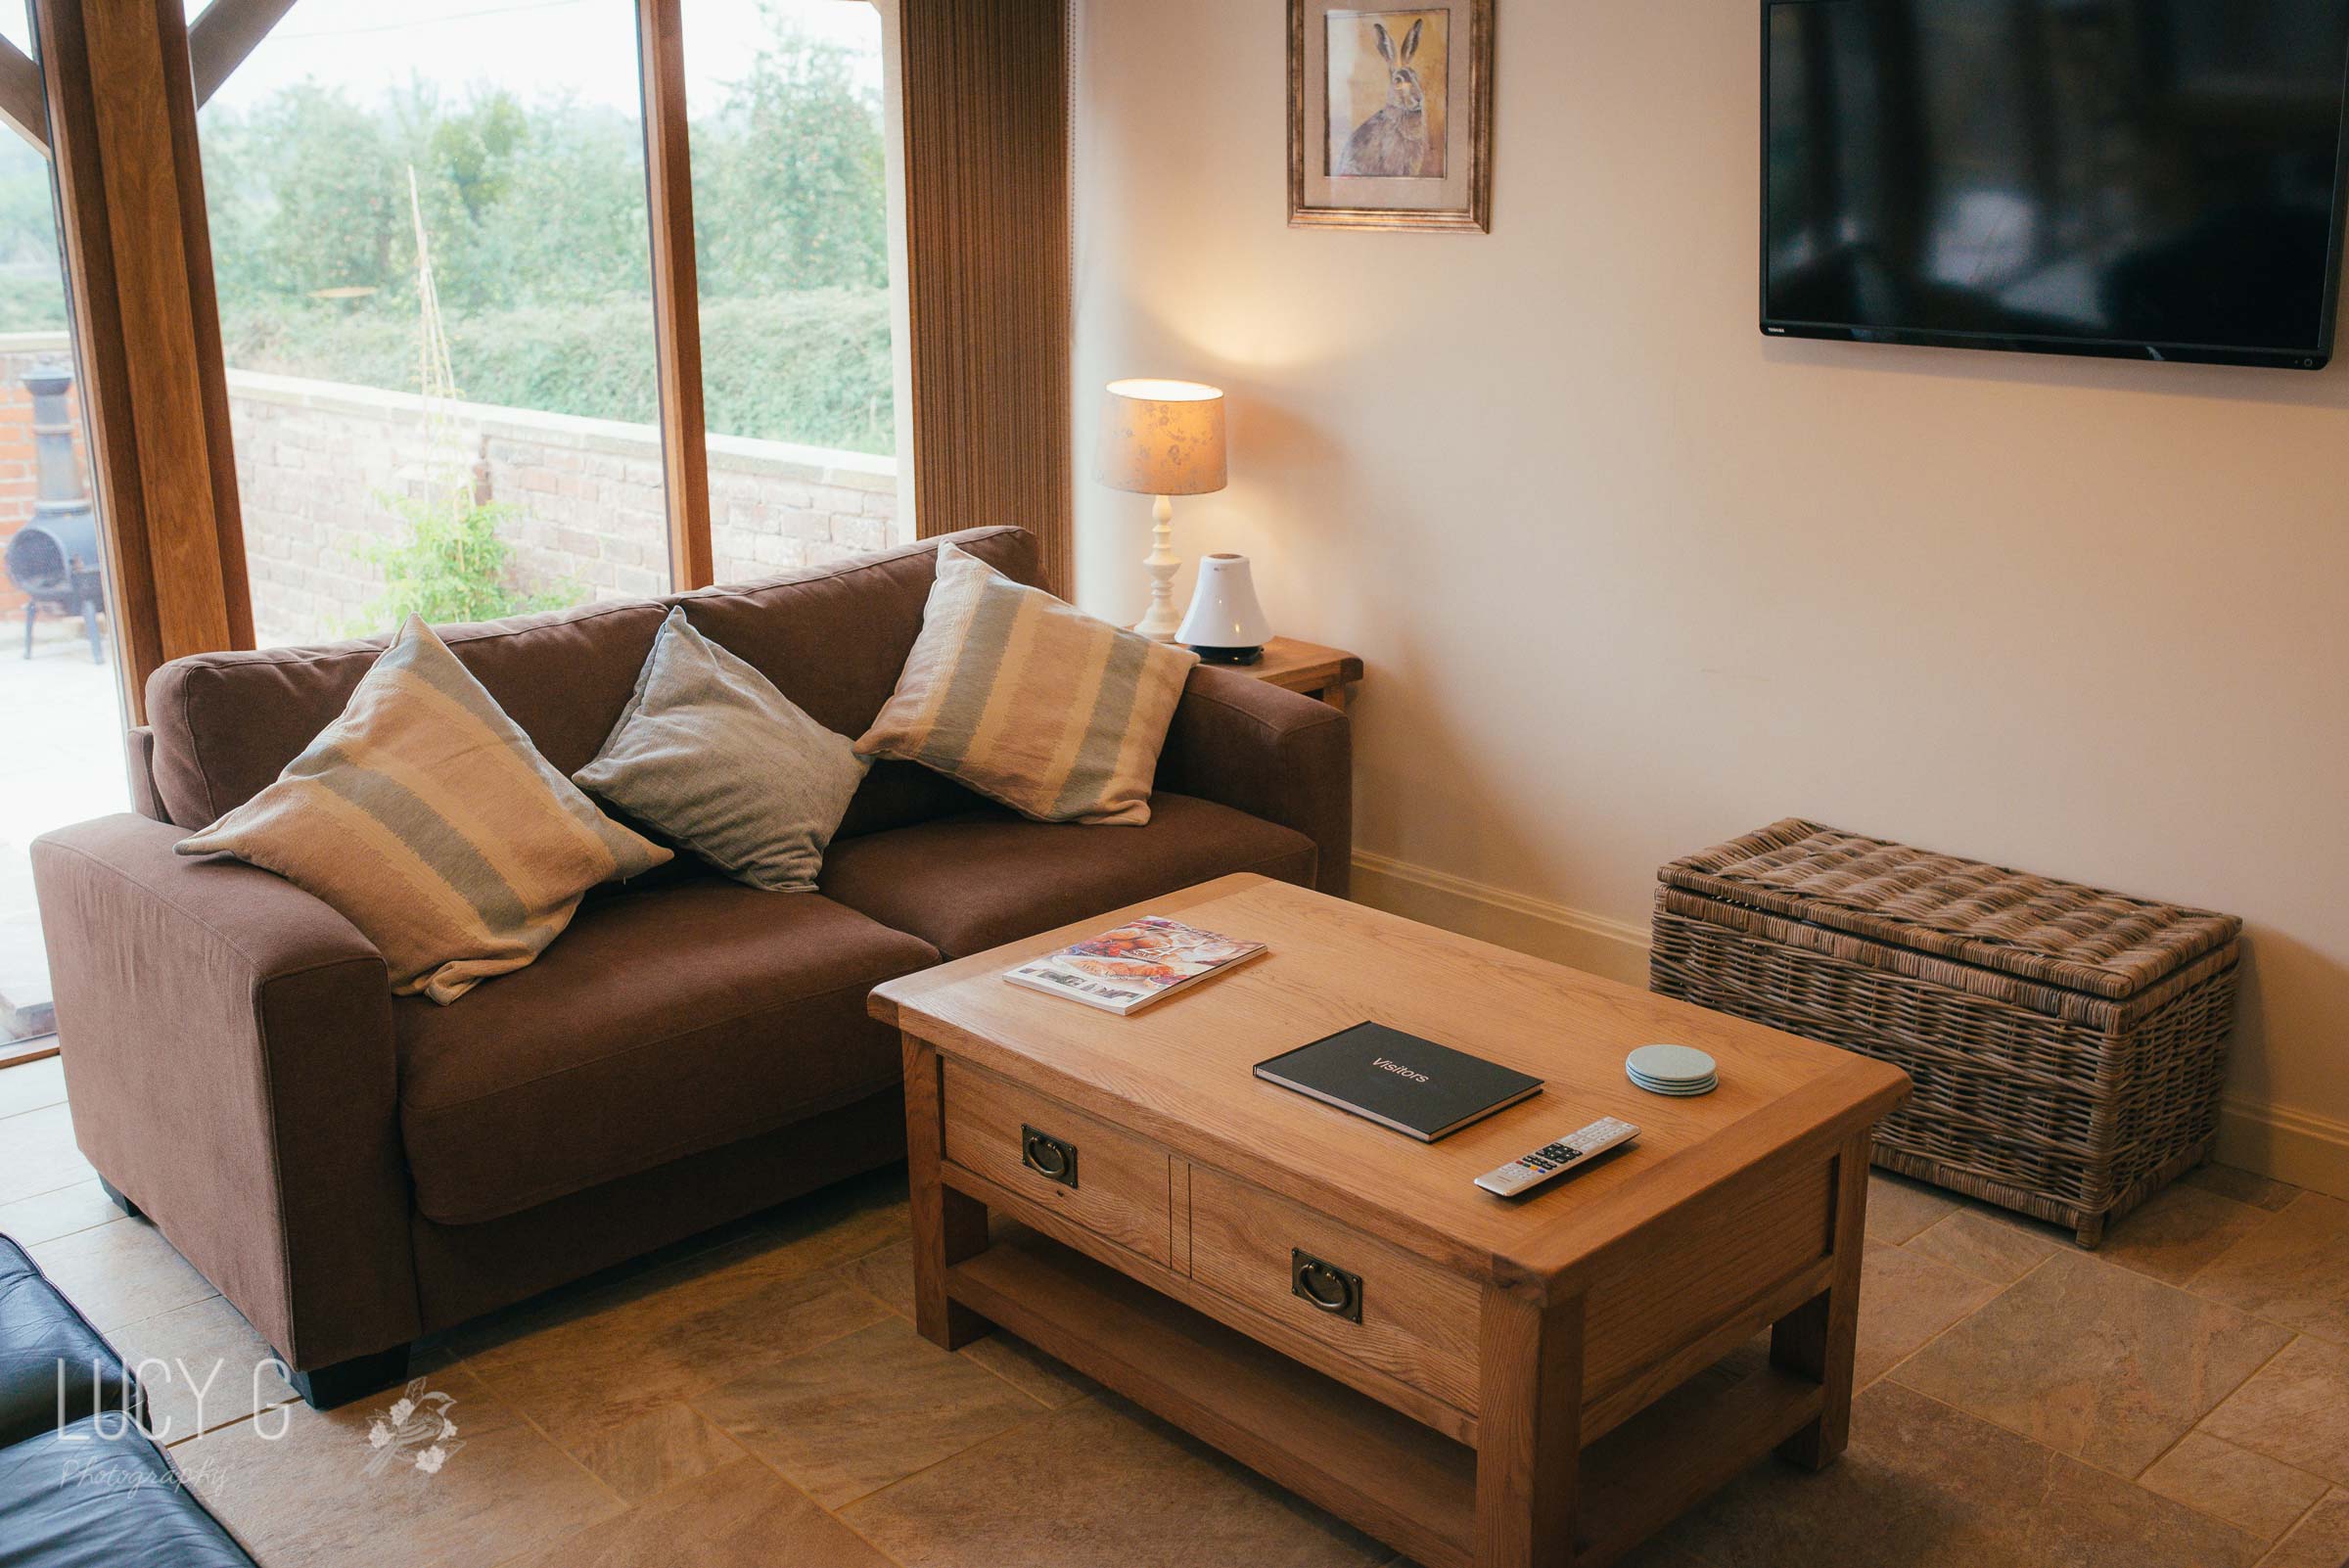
[1763,0,2349,368]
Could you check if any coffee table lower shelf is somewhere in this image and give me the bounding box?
[947,1230,1824,1568]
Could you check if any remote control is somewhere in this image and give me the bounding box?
[1474,1117,1639,1197]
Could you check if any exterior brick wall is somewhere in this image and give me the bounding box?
[0,338,96,621]
[227,371,904,645]
[0,333,905,647]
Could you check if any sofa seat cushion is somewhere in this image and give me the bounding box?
[817,793,1317,958]
[395,882,938,1225]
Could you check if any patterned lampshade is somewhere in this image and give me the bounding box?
[1097,379,1228,496]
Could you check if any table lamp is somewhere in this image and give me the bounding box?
[1097,379,1227,641]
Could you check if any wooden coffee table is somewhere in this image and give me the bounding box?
[870,875,1909,1568]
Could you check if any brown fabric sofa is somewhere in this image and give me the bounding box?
[30,527,1350,1406]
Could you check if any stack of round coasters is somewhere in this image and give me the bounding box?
[1626,1043,1718,1097]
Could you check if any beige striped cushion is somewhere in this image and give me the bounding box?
[855,541,1198,825]
[176,616,670,1004]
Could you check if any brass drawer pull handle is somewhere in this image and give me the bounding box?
[1291,1249,1362,1323]
[1021,1125,1079,1189]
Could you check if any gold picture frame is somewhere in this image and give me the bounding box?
[1288,0,1494,232]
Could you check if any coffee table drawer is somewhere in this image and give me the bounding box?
[941,1060,1172,1267]
[1186,1165,1482,1414]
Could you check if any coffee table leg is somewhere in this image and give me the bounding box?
[1475,1284,1584,1568]
[902,1032,990,1350]
[1770,1132,1871,1469]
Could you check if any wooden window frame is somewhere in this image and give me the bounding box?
[0,35,45,155]
[35,0,253,725]
[637,0,714,592]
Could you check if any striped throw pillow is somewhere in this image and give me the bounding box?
[855,541,1198,825]
[176,616,670,1004]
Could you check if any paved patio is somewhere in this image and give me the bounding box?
[0,607,129,1038]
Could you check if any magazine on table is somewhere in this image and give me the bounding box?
[1004,915,1266,1015]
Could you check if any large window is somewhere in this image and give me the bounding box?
[185,0,905,647]
[685,3,902,580]
[686,3,891,453]
[197,0,674,645]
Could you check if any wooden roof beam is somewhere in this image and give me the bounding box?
[0,37,46,156]
[189,0,299,108]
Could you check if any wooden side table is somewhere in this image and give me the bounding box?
[1228,636,1363,713]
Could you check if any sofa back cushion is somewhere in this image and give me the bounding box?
[677,525,1036,838]
[142,527,1037,837]
[147,600,668,832]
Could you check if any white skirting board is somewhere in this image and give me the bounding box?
[1348,850,1652,989]
[1349,850,2349,1201]
[2216,1098,2349,1200]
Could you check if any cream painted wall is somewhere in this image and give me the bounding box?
[1071,1,2349,1189]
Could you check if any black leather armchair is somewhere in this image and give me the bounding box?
[0,1235,256,1566]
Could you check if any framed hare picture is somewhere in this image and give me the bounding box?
[1289,0,1493,232]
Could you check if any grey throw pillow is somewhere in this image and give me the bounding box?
[575,607,867,892]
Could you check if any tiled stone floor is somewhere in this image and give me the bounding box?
[6,1051,2349,1568]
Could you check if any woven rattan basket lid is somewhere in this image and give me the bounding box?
[1659,819,2241,1003]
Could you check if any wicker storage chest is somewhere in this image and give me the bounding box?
[1649,819,2241,1246]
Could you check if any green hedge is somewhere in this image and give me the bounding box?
[219,288,893,455]
[0,269,68,331]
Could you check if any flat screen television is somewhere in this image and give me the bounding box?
[1763,0,2349,368]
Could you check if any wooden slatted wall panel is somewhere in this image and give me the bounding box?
[899,0,1074,599]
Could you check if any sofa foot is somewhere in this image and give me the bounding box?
[97,1176,141,1221]
[285,1345,409,1410]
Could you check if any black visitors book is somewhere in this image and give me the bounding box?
[1253,1023,1543,1142]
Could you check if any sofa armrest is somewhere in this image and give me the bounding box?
[124,725,166,823]
[29,815,418,1370]
[1155,667,1353,897]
